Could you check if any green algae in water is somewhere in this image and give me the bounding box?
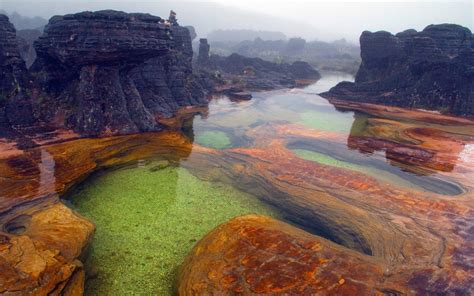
[292,149,428,191]
[195,130,231,149]
[71,165,280,295]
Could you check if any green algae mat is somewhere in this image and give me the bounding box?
[70,163,280,295]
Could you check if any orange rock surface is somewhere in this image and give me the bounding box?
[0,102,473,294]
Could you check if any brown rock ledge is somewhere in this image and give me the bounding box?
[178,215,389,295]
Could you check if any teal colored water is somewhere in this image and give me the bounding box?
[195,130,231,149]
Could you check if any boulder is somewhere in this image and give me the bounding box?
[178,215,389,295]
[321,24,474,116]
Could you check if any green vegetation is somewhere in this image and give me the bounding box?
[71,165,280,295]
[195,130,232,149]
[291,149,426,190]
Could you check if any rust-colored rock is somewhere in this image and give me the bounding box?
[0,102,473,294]
[0,203,93,295]
[179,215,391,295]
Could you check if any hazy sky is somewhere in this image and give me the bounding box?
[0,0,472,42]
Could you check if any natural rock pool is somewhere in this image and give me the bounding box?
[1,73,472,295]
[57,73,472,294]
[71,164,281,295]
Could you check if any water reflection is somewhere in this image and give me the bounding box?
[187,73,466,195]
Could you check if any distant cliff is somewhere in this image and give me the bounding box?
[197,39,321,91]
[321,24,473,116]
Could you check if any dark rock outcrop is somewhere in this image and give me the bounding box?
[202,52,321,90]
[321,24,474,116]
[197,38,210,66]
[0,15,33,128]
[185,26,197,41]
[29,10,207,136]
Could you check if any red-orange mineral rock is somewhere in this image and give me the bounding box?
[178,215,392,295]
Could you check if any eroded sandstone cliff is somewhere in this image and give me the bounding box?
[0,15,32,127]
[29,10,207,136]
[321,24,474,116]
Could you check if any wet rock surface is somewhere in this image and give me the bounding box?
[179,215,387,295]
[321,24,474,116]
[0,203,93,295]
[0,104,473,294]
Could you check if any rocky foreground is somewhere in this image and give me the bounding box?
[321,24,473,116]
[0,103,473,294]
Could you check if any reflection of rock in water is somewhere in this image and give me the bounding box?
[39,149,56,194]
[346,111,462,174]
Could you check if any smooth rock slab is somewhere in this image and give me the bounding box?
[178,215,388,295]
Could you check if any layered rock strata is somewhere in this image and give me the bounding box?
[321,24,474,116]
[0,15,32,127]
[0,106,473,294]
[30,10,207,136]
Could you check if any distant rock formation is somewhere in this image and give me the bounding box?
[321,24,474,116]
[16,29,42,68]
[197,38,210,65]
[27,10,207,136]
[197,39,320,91]
[207,29,287,43]
[0,10,47,31]
[205,53,321,90]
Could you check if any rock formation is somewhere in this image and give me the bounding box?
[16,29,42,68]
[199,50,321,91]
[28,10,207,136]
[321,24,474,116]
[197,38,210,65]
[0,105,473,295]
[0,15,33,128]
[1,10,322,136]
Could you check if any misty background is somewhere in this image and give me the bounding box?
[0,0,472,42]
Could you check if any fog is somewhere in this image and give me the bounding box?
[0,0,472,42]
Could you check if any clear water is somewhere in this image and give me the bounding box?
[70,72,462,295]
